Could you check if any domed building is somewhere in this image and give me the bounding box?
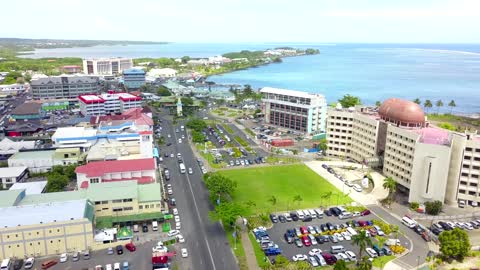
[378,98,425,127]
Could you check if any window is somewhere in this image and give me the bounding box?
[123,199,132,202]
[139,205,143,209]
[112,199,122,203]
[145,205,149,209]
[123,207,133,211]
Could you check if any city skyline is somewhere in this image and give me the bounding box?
[1,0,479,43]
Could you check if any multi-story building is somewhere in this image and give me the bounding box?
[83,58,133,75]
[8,148,82,173]
[326,98,480,205]
[30,75,100,99]
[260,87,327,134]
[62,65,82,74]
[78,92,142,116]
[0,166,28,189]
[122,68,146,89]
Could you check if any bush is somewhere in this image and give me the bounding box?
[425,200,443,215]
[409,202,420,210]
[390,245,406,254]
[372,219,395,235]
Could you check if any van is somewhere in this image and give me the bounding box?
[1,259,11,270]
[347,227,358,236]
[133,224,139,232]
[402,216,417,228]
[179,163,186,174]
[339,212,353,220]
[296,210,305,219]
[308,209,317,219]
[314,209,324,219]
[152,221,158,231]
[331,245,346,254]
[337,206,347,213]
[41,260,57,269]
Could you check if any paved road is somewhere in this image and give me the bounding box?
[158,113,239,270]
[368,205,429,269]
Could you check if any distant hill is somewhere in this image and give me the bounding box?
[0,38,168,50]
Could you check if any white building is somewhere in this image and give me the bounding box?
[83,58,133,75]
[261,87,327,135]
[0,84,28,94]
[0,166,28,188]
[0,138,35,156]
[147,68,177,78]
[78,92,142,116]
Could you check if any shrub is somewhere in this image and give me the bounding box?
[390,245,406,254]
[409,202,420,210]
[425,200,443,215]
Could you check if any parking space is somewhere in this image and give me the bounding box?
[251,206,409,267]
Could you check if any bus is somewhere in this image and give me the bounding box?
[179,163,186,174]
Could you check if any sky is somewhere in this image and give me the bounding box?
[1,0,480,43]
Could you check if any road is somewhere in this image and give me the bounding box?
[158,113,239,270]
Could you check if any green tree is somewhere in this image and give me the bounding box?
[209,201,246,226]
[295,261,314,270]
[334,259,348,270]
[181,97,194,106]
[448,100,456,114]
[191,130,206,143]
[199,100,208,108]
[157,86,171,96]
[338,94,362,108]
[413,98,421,105]
[181,56,191,63]
[375,101,382,107]
[356,256,373,270]
[436,100,444,114]
[274,255,289,267]
[439,228,471,261]
[45,173,69,192]
[425,200,443,215]
[382,177,397,202]
[293,194,303,207]
[424,99,433,113]
[204,173,237,203]
[64,164,77,180]
[186,118,207,132]
[352,231,372,264]
[318,138,327,152]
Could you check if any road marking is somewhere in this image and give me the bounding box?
[171,120,217,270]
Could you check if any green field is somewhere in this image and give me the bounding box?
[220,164,352,215]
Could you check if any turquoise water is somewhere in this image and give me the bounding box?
[24,43,480,114]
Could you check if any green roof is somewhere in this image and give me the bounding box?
[137,183,161,202]
[9,150,54,160]
[18,190,84,205]
[95,212,164,228]
[87,181,137,201]
[0,189,25,207]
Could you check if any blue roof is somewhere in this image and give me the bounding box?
[123,68,146,75]
[153,147,159,158]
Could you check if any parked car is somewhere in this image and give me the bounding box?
[366,248,378,258]
[284,233,294,244]
[125,243,136,252]
[295,238,303,248]
[116,245,124,255]
[24,258,34,269]
[13,259,23,270]
[279,215,287,223]
[308,256,319,267]
[269,214,278,223]
[292,254,308,262]
[302,235,312,247]
[361,209,371,216]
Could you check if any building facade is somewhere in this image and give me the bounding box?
[122,69,146,89]
[8,149,82,173]
[31,75,100,100]
[78,92,142,116]
[326,98,480,205]
[83,58,133,75]
[261,87,327,135]
[0,167,28,188]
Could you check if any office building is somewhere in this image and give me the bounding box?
[123,68,146,89]
[78,92,142,116]
[261,87,327,134]
[30,75,100,99]
[83,58,133,75]
[326,98,480,205]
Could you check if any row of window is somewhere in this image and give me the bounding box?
[461,173,480,179]
[465,148,480,153]
[464,156,480,161]
[388,131,416,144]
[458,189,479,196]
[460,181,478,187]
[384,168,410,183]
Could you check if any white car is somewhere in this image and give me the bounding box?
[334,232,344,241]
[308,248,322,256]
[345,251,357,261]
[188,167,193,174]
[152,244,168,252]
[24,257,35,269]
[173,208,178,215]
[181,248,188,258]
[353,184,363,192]
[366,248,378,258]
[113,263,121,270]
[292,254,308,262]
[308,256,319,267]
[175,215,180,222]
[182,135,185,139]
[168,134,171,138]
[170,153,174,158]
[167,230,180,237]
[167,188,173,195]
[60,253,68,263]
[176,234,185,243]
[337,252,349,262]
[202,168,207,174]
[105,264,112,270]
[341,231,351,241]
[178,139,182,143]
[353,211,361,217]
[176,222,181,229]
[159,157,163,162]
[284,213,292,222]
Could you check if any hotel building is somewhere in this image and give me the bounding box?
[260,87,327,134]
[326,98,480,206]
[78,92,142,116]
[82,58,133,75]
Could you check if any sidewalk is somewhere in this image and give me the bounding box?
[240,231,261,270]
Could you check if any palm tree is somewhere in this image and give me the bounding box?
[383,177,397,201]
[352,231,372,265]
[293,194,303,207]
[375,101,382,107]
[435,100,443,114]
[424,100,433,113]
[267,195,277,211]
[357,256,373,270]
[413,98,421,105]
[448,100,456,114]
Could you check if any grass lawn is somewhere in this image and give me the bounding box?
[226,228,248,270]
[248,232,271,268]
[220,164,353,215]
[372,255,396,268]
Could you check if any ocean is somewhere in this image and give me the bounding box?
[23,43,480,114]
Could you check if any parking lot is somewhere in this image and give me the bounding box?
[253,206,409,266]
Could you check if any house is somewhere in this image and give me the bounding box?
[0,166,28,188]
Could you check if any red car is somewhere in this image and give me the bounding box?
[125,242,136,252]
[301,235,311,247]
[300,226,309,235]
[358,220,368,227]
[361,209,371,216]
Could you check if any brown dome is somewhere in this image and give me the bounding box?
[379,98,425,127]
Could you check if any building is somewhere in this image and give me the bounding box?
[147,68,177,78]
[30,75,100,99]
[8,149,82,173]
[83,58,133,75]
[0,192,94,260]
[9,181,47,195]
[89,107,154,127]
[75,158,156,188]
[0,83,28,94]
[0,138,35,157]
[326,98,480,205]
[78,92,142,116]
[0,166,28,189]
[10,102,42,120]
[122,69,146,89]
[261,87,327,134]
[62,65,82,74]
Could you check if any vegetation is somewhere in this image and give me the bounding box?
[372,255,395,268]
[333,260,348,270]
[352,231,372,263]
[305,48,320,55]
[244,128,256,137]
[338,94,362,108]
[186,118,207,131]
[156,86,172,96]
[438,122,456,131]
[204,172,237,204]
[448,100,456,113]
[409,202,420,210]
[356,256,373,270]
[382,177,396,205]
[223,50,266,60]
[248,233,271,268]
[413,98,421,105]
[235,136,249,147]
[436,100,444,114]
[191,130,206,143]
[428,113,480,132]
[219,164,352,215]
[222,124,234,134]
[425,200,443,215]
[424,99,433,113]
[45,164,77,192]
[318,138,327,152]
[439,228,471,261]
[230,84,262,103]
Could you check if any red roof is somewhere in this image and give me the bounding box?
[78,95,105,104]
[139,131,153,135]
[75,158,156,177]
[89,108,153,126]
[379,98,425,126]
